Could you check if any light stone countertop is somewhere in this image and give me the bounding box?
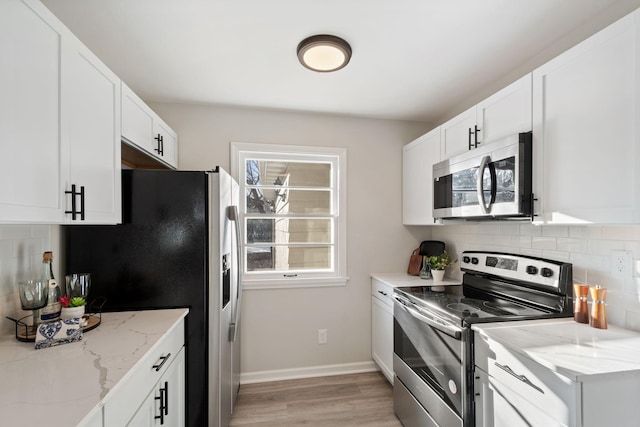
[371,272,461,288]
[473,318,640,382]
[0,308,188,427]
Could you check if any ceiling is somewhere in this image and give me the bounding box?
[42,0,640,123]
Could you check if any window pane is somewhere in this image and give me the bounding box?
[245,160,331,187]
[247,218,332,243]
[245,188,331,214]
[246,246,332,272]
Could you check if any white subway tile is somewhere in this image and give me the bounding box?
[587,239,625,256]
[541,250,571,262]
[625,310,640,332]
[557,238,588,254]
[602,226,640,241]
[520,224,542,236]
[532,236,557,251]
[542,226,569,238]
[569,226,602,239]
[0,225,31,240]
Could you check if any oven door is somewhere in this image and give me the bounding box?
[433,132,532,220]
[393,294,464,427]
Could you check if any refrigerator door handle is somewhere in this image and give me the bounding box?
[227,205,243,342]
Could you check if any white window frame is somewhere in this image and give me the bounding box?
[230,142,348,289]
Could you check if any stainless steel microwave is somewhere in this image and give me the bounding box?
[433,132,533,220]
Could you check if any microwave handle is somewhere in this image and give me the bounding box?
[477,156,496,215]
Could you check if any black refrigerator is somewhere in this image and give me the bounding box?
[63,168,242,427]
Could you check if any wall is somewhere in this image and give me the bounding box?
[0,225,55,334]
[432,223,640,330]
[149,102,432,381]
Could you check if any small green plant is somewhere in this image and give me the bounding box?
[427,251,452,270]
[59,296,86,307]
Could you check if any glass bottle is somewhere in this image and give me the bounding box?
[40,251,61,322]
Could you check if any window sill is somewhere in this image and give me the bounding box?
[242,276,350,290]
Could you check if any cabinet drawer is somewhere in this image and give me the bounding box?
[103,317,185,427]
[371,279,393,307]
[475,333,578,425]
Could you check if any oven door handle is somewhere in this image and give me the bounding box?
[394,296,462,339]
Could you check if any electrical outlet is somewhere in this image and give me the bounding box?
[318,329,328,345]
[611,250,632,278]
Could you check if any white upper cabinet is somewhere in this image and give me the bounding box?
[441,74,533,160]
[476,74,532,145]
[403,127,441,225]
[440,106,477,159]
[0,0,121,224]
[62,35,121,224]
[121,82,178,169]
[0,0,65,223]
[533,9,640,224]
[122,82,155,155]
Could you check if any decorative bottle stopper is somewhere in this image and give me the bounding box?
[589,285,607,329]
[573,284,589,324]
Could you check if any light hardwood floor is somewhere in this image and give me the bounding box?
[230,372,403,426]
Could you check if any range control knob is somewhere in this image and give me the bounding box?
[540,267,554,278]
[463,256,471,264]
[471,257,479,265]
[526,265,538,275]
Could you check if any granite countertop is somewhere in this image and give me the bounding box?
[473,318,640,382]
[0,308,188,427]
[371,272,461,287]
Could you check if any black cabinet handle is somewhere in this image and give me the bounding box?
[154,386,166,424]
[152,353,172,372]
[154,134,164,156]
[164,381,169,416]
[468,125,482,150]
[377,290,388,296]
[65,184,85,221]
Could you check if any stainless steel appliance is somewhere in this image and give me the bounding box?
[63,167,241,427]
[393,251,572,427]
[433,132,533,220]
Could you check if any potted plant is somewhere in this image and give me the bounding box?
[426,251,453,282]
[58,295,86,320]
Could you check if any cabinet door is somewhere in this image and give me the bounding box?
[161,347,185,426]
[474,368,560,427]
[476,74,532,145]
[403,127,440,225]
[153,118,178,169]
[62,36,121,224]
[126,348,185,427]
[533,10,640,224]
[440,106,476,159]
[122,82,155,155]
[371,295,394,383]
[0,0,65,223]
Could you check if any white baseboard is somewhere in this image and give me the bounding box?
[240,360,379,384]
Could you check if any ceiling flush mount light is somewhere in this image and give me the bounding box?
[297,35,352,72]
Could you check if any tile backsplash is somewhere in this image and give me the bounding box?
[433,223,640,331]
[0,225,51,334]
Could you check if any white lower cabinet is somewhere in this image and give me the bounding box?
[474,330,640,427]
[128,348,186,426]
[371,278,394,383]
[103,318,185,427]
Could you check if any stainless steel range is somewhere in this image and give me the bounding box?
[393,251,573,427]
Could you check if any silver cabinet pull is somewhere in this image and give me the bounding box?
[494,362,544,394]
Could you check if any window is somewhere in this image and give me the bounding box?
[231,142,347,288]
